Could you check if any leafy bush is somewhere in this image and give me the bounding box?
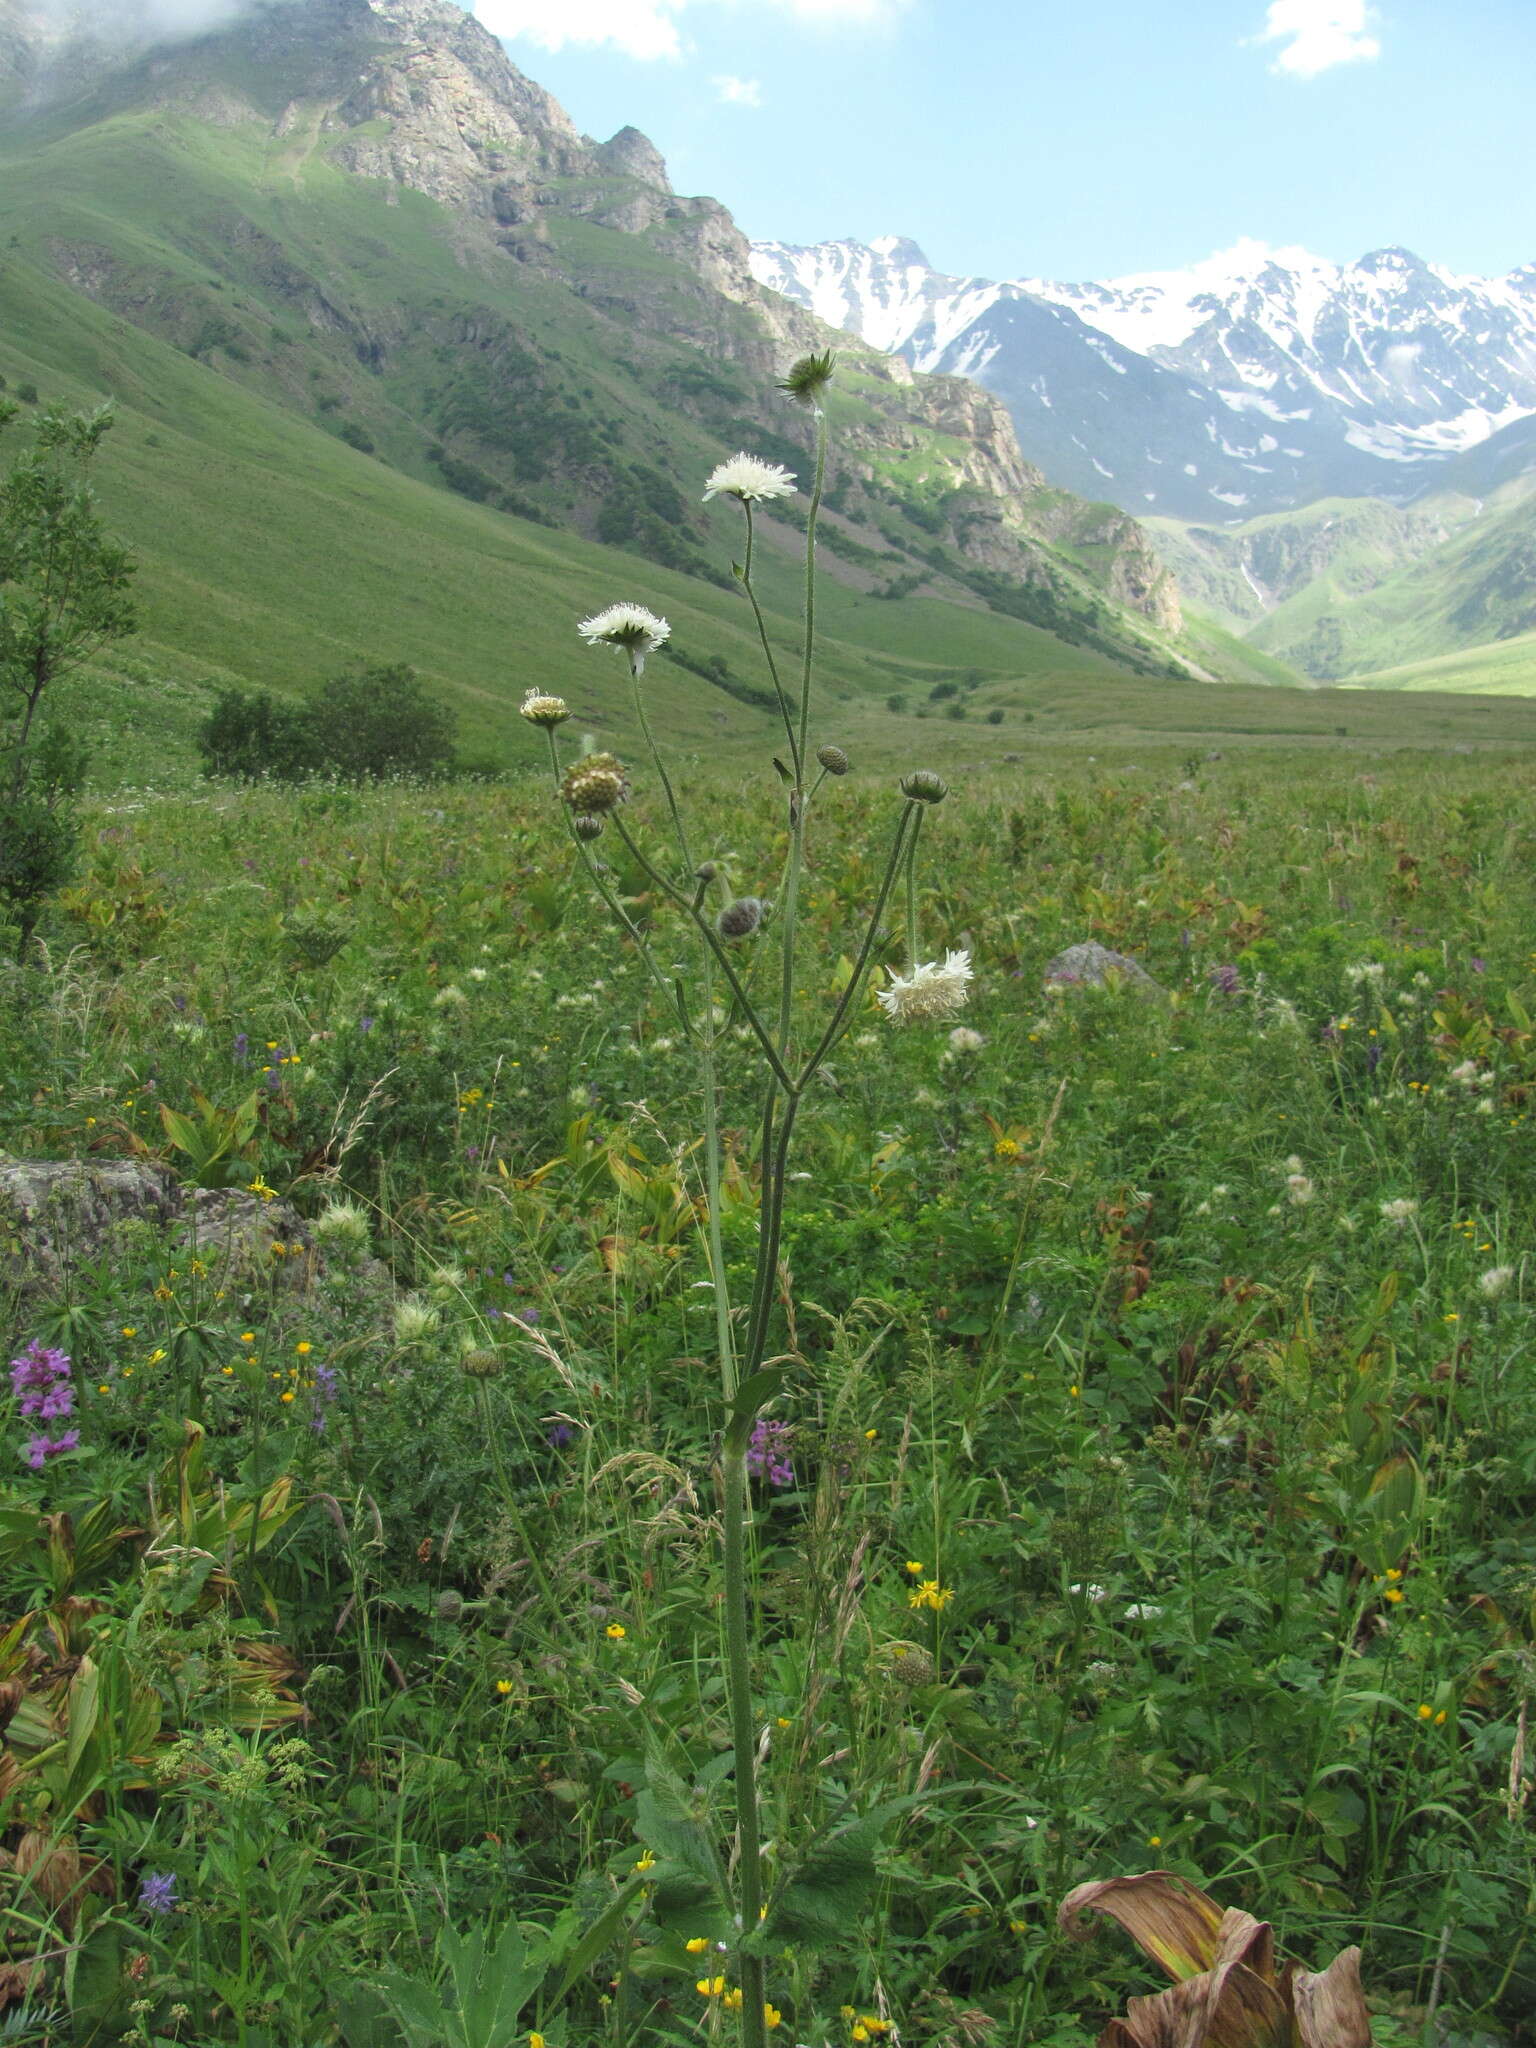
[198,666,458,783]
[197,687,311,782]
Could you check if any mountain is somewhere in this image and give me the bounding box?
[0,0,1228,752]
[1143,395,1536,686]
[751,235,1536,522]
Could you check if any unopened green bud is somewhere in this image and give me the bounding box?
[572,813,605,841]
[437,1588,464,1620]
[779,349,836,410]
[816,745,850,776]
[461,1348,505,1379]
[900,770,948,805]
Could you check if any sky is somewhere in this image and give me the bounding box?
[458,0,1536,282]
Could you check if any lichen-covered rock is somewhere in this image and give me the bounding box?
[0,1159,314,1301]
[0,1160,182,1295]
[1043,942,1164,994]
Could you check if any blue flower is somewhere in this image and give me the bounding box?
[139,1871,178,1916]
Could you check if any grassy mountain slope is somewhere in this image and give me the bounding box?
[0,0,1213,704]
[1149,462,1536,689]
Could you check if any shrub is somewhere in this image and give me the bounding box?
[197,687,311,782]
[302,664,458,783]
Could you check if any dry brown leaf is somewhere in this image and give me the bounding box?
[1060,1871,1228,1982]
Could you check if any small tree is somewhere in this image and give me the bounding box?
[197,686,311,782]
[0,400,136,950]
[302,663,458,782]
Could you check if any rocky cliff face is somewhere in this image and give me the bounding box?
[4,0,1185,650]
[263,0,1179,629]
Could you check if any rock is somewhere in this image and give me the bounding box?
[0,1160,182,1295]
[0,1159,314,1301]
[1043,942,1164,994]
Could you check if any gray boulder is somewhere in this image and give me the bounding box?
[1043,942,1164,994]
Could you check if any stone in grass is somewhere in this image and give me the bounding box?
[1043,941,1164,996]
[0,1158,315,1300]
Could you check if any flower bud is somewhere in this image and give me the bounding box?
[461,1348,505,1379]
[572,814,605,842]
[816,745,850,776]
[779,349,836,410]
[900,770,948,805]
[519,691,571,728]
[717,896,764,940]
[561,753,629,815]
[694,861,719,883]
[437,1588,464,1620]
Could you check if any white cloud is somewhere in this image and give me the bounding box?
[474,0,685,60]
[473,0,910,62]
[1255,0,1381,78]
[712,73,762,104]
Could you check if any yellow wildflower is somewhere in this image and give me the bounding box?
[605,1623,627,1640]
[908,1579,954,1612]
[496,1679,513,1696]
[685,1937,710,1955]
[633,1852,656,1873]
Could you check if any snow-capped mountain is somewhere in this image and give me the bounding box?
[750,235,1536,520]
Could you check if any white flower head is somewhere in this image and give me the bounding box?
[1286,1174,1315,1206]
[877,949,973,1025]
[1480,1265,1515,1300]
[703,452,797,504]
[519,689,570,728]
[1379,1198,1418,1224]
[577,602,670,676]
[947,1026,985,1053]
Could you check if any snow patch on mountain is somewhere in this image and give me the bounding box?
[750,233,1536,520]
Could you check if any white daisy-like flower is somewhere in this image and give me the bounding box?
[877,949,973,1025]
[576,602,670,676]
[702,452,797,504]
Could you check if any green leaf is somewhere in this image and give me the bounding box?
[758,1796,920,1951]
[729,1367,783,1423]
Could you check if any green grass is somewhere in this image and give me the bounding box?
[4,741,1536,2045]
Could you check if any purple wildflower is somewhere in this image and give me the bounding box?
[1471,957,1487,974]
[358,1015,375,1035]
[517,1308,539,1327]
[139,1872,178,1916]
[10,1342,73,1421]
[1209,963,1241,995]
[309,1363,339,1435]
[233,1032,249,1065]
[24,1429,80,1470]
[546,1422,575,1449]
[747,1418,794,1489]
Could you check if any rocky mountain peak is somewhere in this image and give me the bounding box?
[595,124,670,190]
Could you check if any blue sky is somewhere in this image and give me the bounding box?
[466,0,1535,281]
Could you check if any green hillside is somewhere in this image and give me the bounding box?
[0,6,1214,724]
[1149,456,1536,693]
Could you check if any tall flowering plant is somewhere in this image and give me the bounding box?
[530,354,969,2045]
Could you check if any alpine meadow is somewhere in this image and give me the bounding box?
[1,4,1535,2047]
